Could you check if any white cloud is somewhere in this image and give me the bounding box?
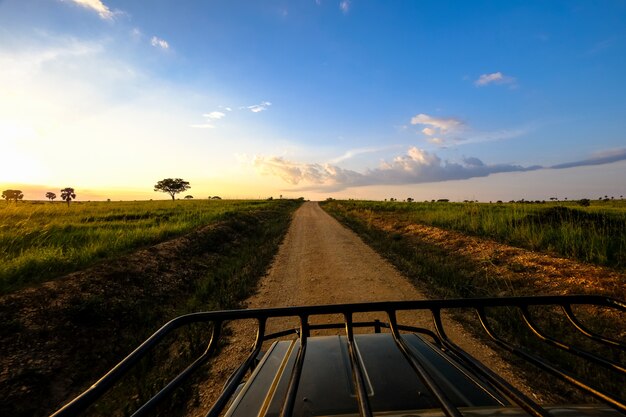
[65,0,116,20]
[254,147,542,191]
[150,36,169,50]
[203,111,225,120]
[411,113,464,133]
[248,101,272,113]
[411,113,530,147]
[474,72,516,87]
[339,0,351,13]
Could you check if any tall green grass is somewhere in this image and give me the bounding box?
[323,200,626,269]
[0,199,279,294]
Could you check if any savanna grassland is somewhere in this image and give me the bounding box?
[0,199,285,294]
[321,199,626,402]
[1,199,302,417]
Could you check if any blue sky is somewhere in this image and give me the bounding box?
[1,0,625,201]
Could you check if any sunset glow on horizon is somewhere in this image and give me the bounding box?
[2,1,625,202]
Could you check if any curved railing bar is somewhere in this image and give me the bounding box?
[431,308,551,417]
[476,307,626,413]
[387,310,463,417]
[561,304,626,351]
[519,306,625,374]
[131,323,222,417]
[205,318,266,417]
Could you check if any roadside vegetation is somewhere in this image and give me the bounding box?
[0,199,284,294]
[324,199,626,269]
[1,198,302,417]
[322,199,625,404]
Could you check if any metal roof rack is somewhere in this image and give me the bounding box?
[51,295,625,417]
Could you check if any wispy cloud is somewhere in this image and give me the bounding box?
[411,113,529,147]
[329,145,403,164]
[551,148,626,169]
[411,113,465,133]
[203,111,225,120]
[474,72,516,87]
[247,101,272,113]
[339,0,351,14]
[150,36,169,50]
[65,0,116,20]
[254,147,626,192]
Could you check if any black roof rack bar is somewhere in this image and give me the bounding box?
[50,316,222,417]
[263,321,439,345]
[344,312,374,417]
[387,310,463,417]
[520,306,626,375]
[206,318,266,417]
[49,295,625,417]
[279,315,309,417]
[476,307,626,413]
[131,322,222,417]
[561,304,626,351]
[431,308,551,417]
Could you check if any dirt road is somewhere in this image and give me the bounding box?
[191,202,535,414]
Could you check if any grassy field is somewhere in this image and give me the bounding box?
[323,199,626,269]
[0,199,287,294]
[2,198,302,417]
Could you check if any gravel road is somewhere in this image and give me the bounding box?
[189,202,536,414]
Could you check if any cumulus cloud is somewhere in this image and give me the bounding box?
[203,111,225,120]
[65,0,116,20]
[254,146,626,192]
[339,0,351,13]
[254,156,363,187]
[150,36,169,49]
[248,101,272,113]
[254,147,541,191]
[474,72,516,87]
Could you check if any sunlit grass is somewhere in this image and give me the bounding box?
[323,200,626,269]
[0,199,280,293]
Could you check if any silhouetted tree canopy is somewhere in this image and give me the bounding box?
[60,188,76,206]
[184,195,193,199]
[45,192,56,202]
[2,189,24,202]
[154,178,191,200]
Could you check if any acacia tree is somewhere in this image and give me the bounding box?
[60,187,76,206]
[154,178,191,200]
[2,189,24,202]
[45,192,57,202]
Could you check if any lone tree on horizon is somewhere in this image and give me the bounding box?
[154,178,191,200]
[2,189,24,202]
[45,192,57,202]
[60,187,76,206]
